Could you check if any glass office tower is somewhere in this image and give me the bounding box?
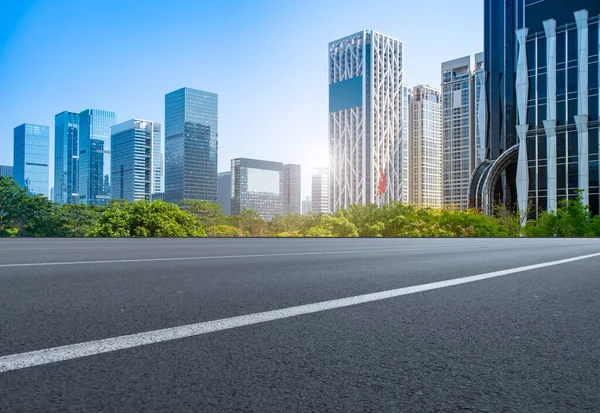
[78,109,116,206]
[231,158,283,220]
[0,165,13,177]
[111,119,154,201]
[13,123,49,197]
[217,171,232,215]
[152,122,163,195]
[283,164,301,215]
[164,87,218,203]
[470,0,600,223]
[54,111,80,204]
[311,167,330,214]
[329,30,407,211]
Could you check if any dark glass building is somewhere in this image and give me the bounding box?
[217,171,231,215]
[470,0,600,222]
[283,164,301,215]
[0,165,13,177]
[54,111,80,204]
[164,87,218,203]
[231,158,283,220]
[13,123,50,197]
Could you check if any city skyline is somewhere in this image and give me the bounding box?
[0,0,484,199]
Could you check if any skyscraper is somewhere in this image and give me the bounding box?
[152,122,163,195]
[217,171,232,215]
[78,109,116,206]
[441,54,485,210]
[231,158,283,220]
[13,123,49,197]
[164,87,218,203]
[283,164,301,215]
[470,0,600,222]
[302,196,312,215]
[311,167,329,214]
[111,119,154,202]
[0,165,13,177]
[409,85,443,208]
[54,111,80,204]
[329,30,407,212]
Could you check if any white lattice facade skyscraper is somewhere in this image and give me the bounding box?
[328,30,407,212]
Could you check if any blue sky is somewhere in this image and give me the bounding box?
[0,0,483,198]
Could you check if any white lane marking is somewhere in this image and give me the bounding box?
[1,251,599,373]
[0,246,485,268]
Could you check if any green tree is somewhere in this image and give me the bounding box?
[178,200,225,227]
[55,204,105,237]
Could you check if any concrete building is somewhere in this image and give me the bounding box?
[152,122,163,195]
[231,158,283,220]
[110,119,154,201]
[217,171,232,215]
[283,164,301,215]
[312,167,329,214]
[13,123,49,197]
[302,196,312,215]
[329,30,408,211]
[441,53,485,210]
[409,85,443,207]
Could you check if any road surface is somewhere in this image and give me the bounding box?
[1,238,599,412]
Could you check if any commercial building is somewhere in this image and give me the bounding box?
[152,122,163,195]
[0,165,13,177]
[78,109,116,206]
[302,196,312,215]
[13,123,49,197]
[164,87,218,203]
[217,171,232,215]
[54,111,80,204]
[441,54,485,210]
[409,85,443,207]
[111,119,154,201]
[231,158,283,220]
[312,167,329,214]
[283,164,301,215]
[470,0,600,223]
[329,30,408,211]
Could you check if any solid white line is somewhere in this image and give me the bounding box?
[1,251,599,373]
[0,246,484,268]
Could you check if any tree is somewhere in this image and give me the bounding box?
[55,204,105,237]
[178,200,225,227]
[90,200,205,237]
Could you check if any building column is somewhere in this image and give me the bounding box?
[575,9,589,205]
[543,19,557,212]
[515,28,530,226]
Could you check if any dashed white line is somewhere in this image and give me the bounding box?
[1,251,599,373]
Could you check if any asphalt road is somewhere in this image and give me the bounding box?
[1,238,600,412]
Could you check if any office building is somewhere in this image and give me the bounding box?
[302,196,312,215]
[54,111,80,204]
[441,53,485,210]
[152,122,163,195]
[312,167,329,214]
[409,85,443,207]
[13,123,49,197]
[231,158,283,220]
[0,165,13,177]
[217,171,232,215]
[283,164,301,215]
[164,87,218,203]
[329,30,407,212]
[78,109,116,206]
[470,0,600,223]
[111,119,154,202]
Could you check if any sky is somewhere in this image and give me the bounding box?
[0,0,483,199]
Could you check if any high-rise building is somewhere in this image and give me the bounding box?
[164,87,218,203]
[231,158,283,220]
[441,54,485,210]
[152,122,163,195]
[311,167,329,214]
[0,165,13,177]
[54,111,80,204]
[409,85,443,207]
[13,123,49,197]
[329,30,407,212]
[78,109,116,206]
[217,171,232,215]
[470,0,600,223]
[110,119,154,202]
[283,164,301,215]
[302,196,312,215]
